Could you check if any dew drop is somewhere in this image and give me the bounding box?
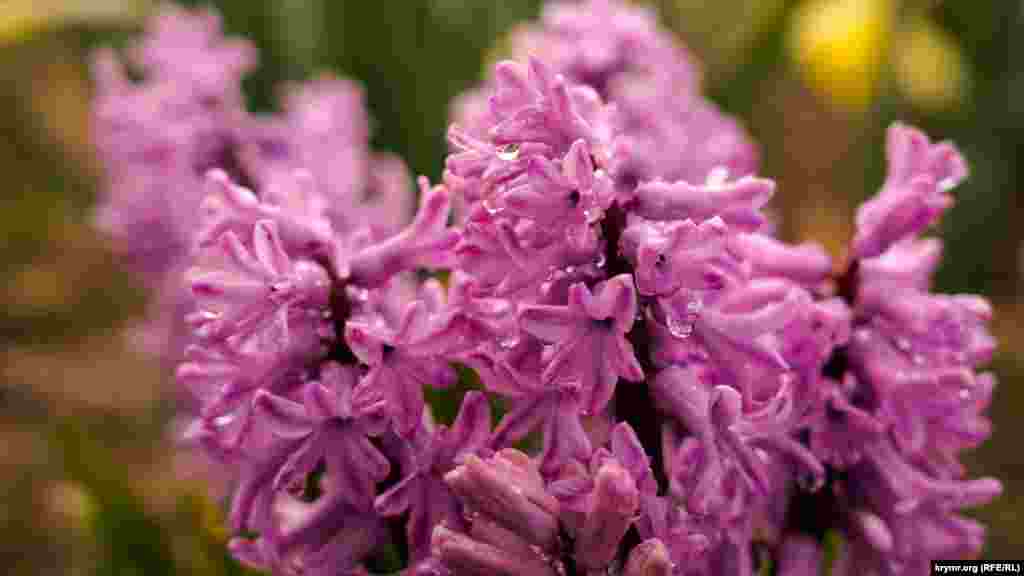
[911,354,925,366]
[499,336,520,350]
[895,337,912,352]
[594,253,607,269]
[706,166,730,187]
[496,143,520,161]
[483,195,504,215]
[350,287,370,302]
[213,414,235,427]
[564,265,576,276]
[938,176,957,192]
[667,313,694,339]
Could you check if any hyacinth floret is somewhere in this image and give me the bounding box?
[91,2,1002,575]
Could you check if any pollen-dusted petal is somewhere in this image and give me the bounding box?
[624,538,673,576]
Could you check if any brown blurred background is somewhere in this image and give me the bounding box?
[0,1,1020,574]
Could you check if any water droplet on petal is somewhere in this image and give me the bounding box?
[564,265,576,276]
[349,287,370,302]
[496,143,520,161]
[938,176,957,192]
[594,253,607,269]
[894,499,919,515]
[895,337,912,352]
[911,354,925,366]
[667,312,694,339]
[706,166,730,187]
[213,414,235,427]
[499,336,520,350]
[483,195,504,215]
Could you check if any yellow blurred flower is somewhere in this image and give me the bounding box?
[0,0,147,43]
[893,17,965,111]
[7,261,70,314]
[788,0,893,111]
[45,480,96,528]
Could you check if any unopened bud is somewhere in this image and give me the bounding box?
[576,461,639,570]
[431,524,559,576]
[444,450,560,550]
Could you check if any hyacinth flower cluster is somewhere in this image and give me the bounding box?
[89,2,1001,575]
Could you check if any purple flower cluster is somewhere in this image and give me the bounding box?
[91,2,1001,575]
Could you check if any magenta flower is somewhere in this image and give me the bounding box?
[631,175,774,232]
[90,2,1002,574]
[374,392,492,561]
[622,216,743,297]
[186,219,331,343]
[483,337,595,474]
[502,139,615,229]
[130,3,256,100]
[345,295,462,436]
[852,123,968,259]
[253,363,391,510]
[519,274,644,415]
[341,178,458,287]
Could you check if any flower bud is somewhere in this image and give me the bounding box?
[444,450,561,550]
[576,461,640,570]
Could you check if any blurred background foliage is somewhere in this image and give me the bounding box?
[0,0,1021,574]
